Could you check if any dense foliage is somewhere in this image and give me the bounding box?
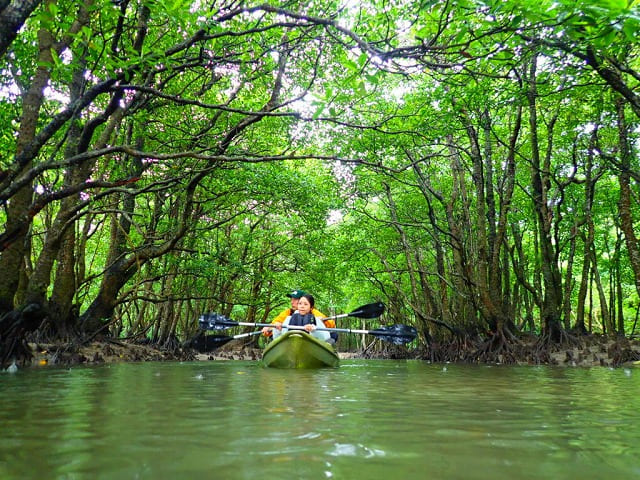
[2,0,640,365]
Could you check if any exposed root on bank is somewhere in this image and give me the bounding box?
[7,331,640,369]
[410,330,640,367]
[458,325,520,364]
[23,338,194,367]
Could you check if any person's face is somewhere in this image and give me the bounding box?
[290,297,299,309]
[297,297,311,315]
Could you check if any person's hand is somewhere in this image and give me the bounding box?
[304,324,315,333]
[262,322,282,335]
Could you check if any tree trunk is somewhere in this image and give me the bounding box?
[0,0,42,58]
[614,233,625,335]
[562,225,577,330]
[588,243,611,334]
[574,236,590,333]
[527,54,563,340]
[0,15,54,312]
[616,98,640,301]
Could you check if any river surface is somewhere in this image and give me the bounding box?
[1,360,639,479]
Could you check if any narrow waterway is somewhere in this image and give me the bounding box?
[1,360,638,479]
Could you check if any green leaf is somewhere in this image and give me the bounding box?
[324,86,334,100]
[343,58,359,72]
[622,17,640,39]
[312,101,325,119]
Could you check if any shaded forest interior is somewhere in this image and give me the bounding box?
[2,1,640,367]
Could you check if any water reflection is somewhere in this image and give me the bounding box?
[0,361,639,479]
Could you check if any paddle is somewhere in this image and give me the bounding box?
[312,324,417,345]
[198,313,417,345]
[322,302,386,320]
[185,330,262,352]
[203,330,263,349]
[198,302,385,332]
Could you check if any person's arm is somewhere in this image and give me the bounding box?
[262,308,289,336]
[308,315,331,341]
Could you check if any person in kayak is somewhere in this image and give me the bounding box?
[270,293,332,342]
[261,289,337,342]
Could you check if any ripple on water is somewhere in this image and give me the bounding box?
[327,442,386,458]
[1,361,639,480]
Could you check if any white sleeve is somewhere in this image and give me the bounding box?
[274,315,292,338]
[311,316,330,342]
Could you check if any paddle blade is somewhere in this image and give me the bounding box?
[370,324,417,345]
[204,335,236,350]
[184,332,234,352]
[349,302,385,319]
[198,312,237,331]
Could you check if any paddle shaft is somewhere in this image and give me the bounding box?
[229,330,263,340]
[198,312,415,343]
[231,321,404,337]
[322,312,352,320]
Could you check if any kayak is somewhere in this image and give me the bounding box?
[262,330,339,369]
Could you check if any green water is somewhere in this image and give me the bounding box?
[1,360,638,479]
